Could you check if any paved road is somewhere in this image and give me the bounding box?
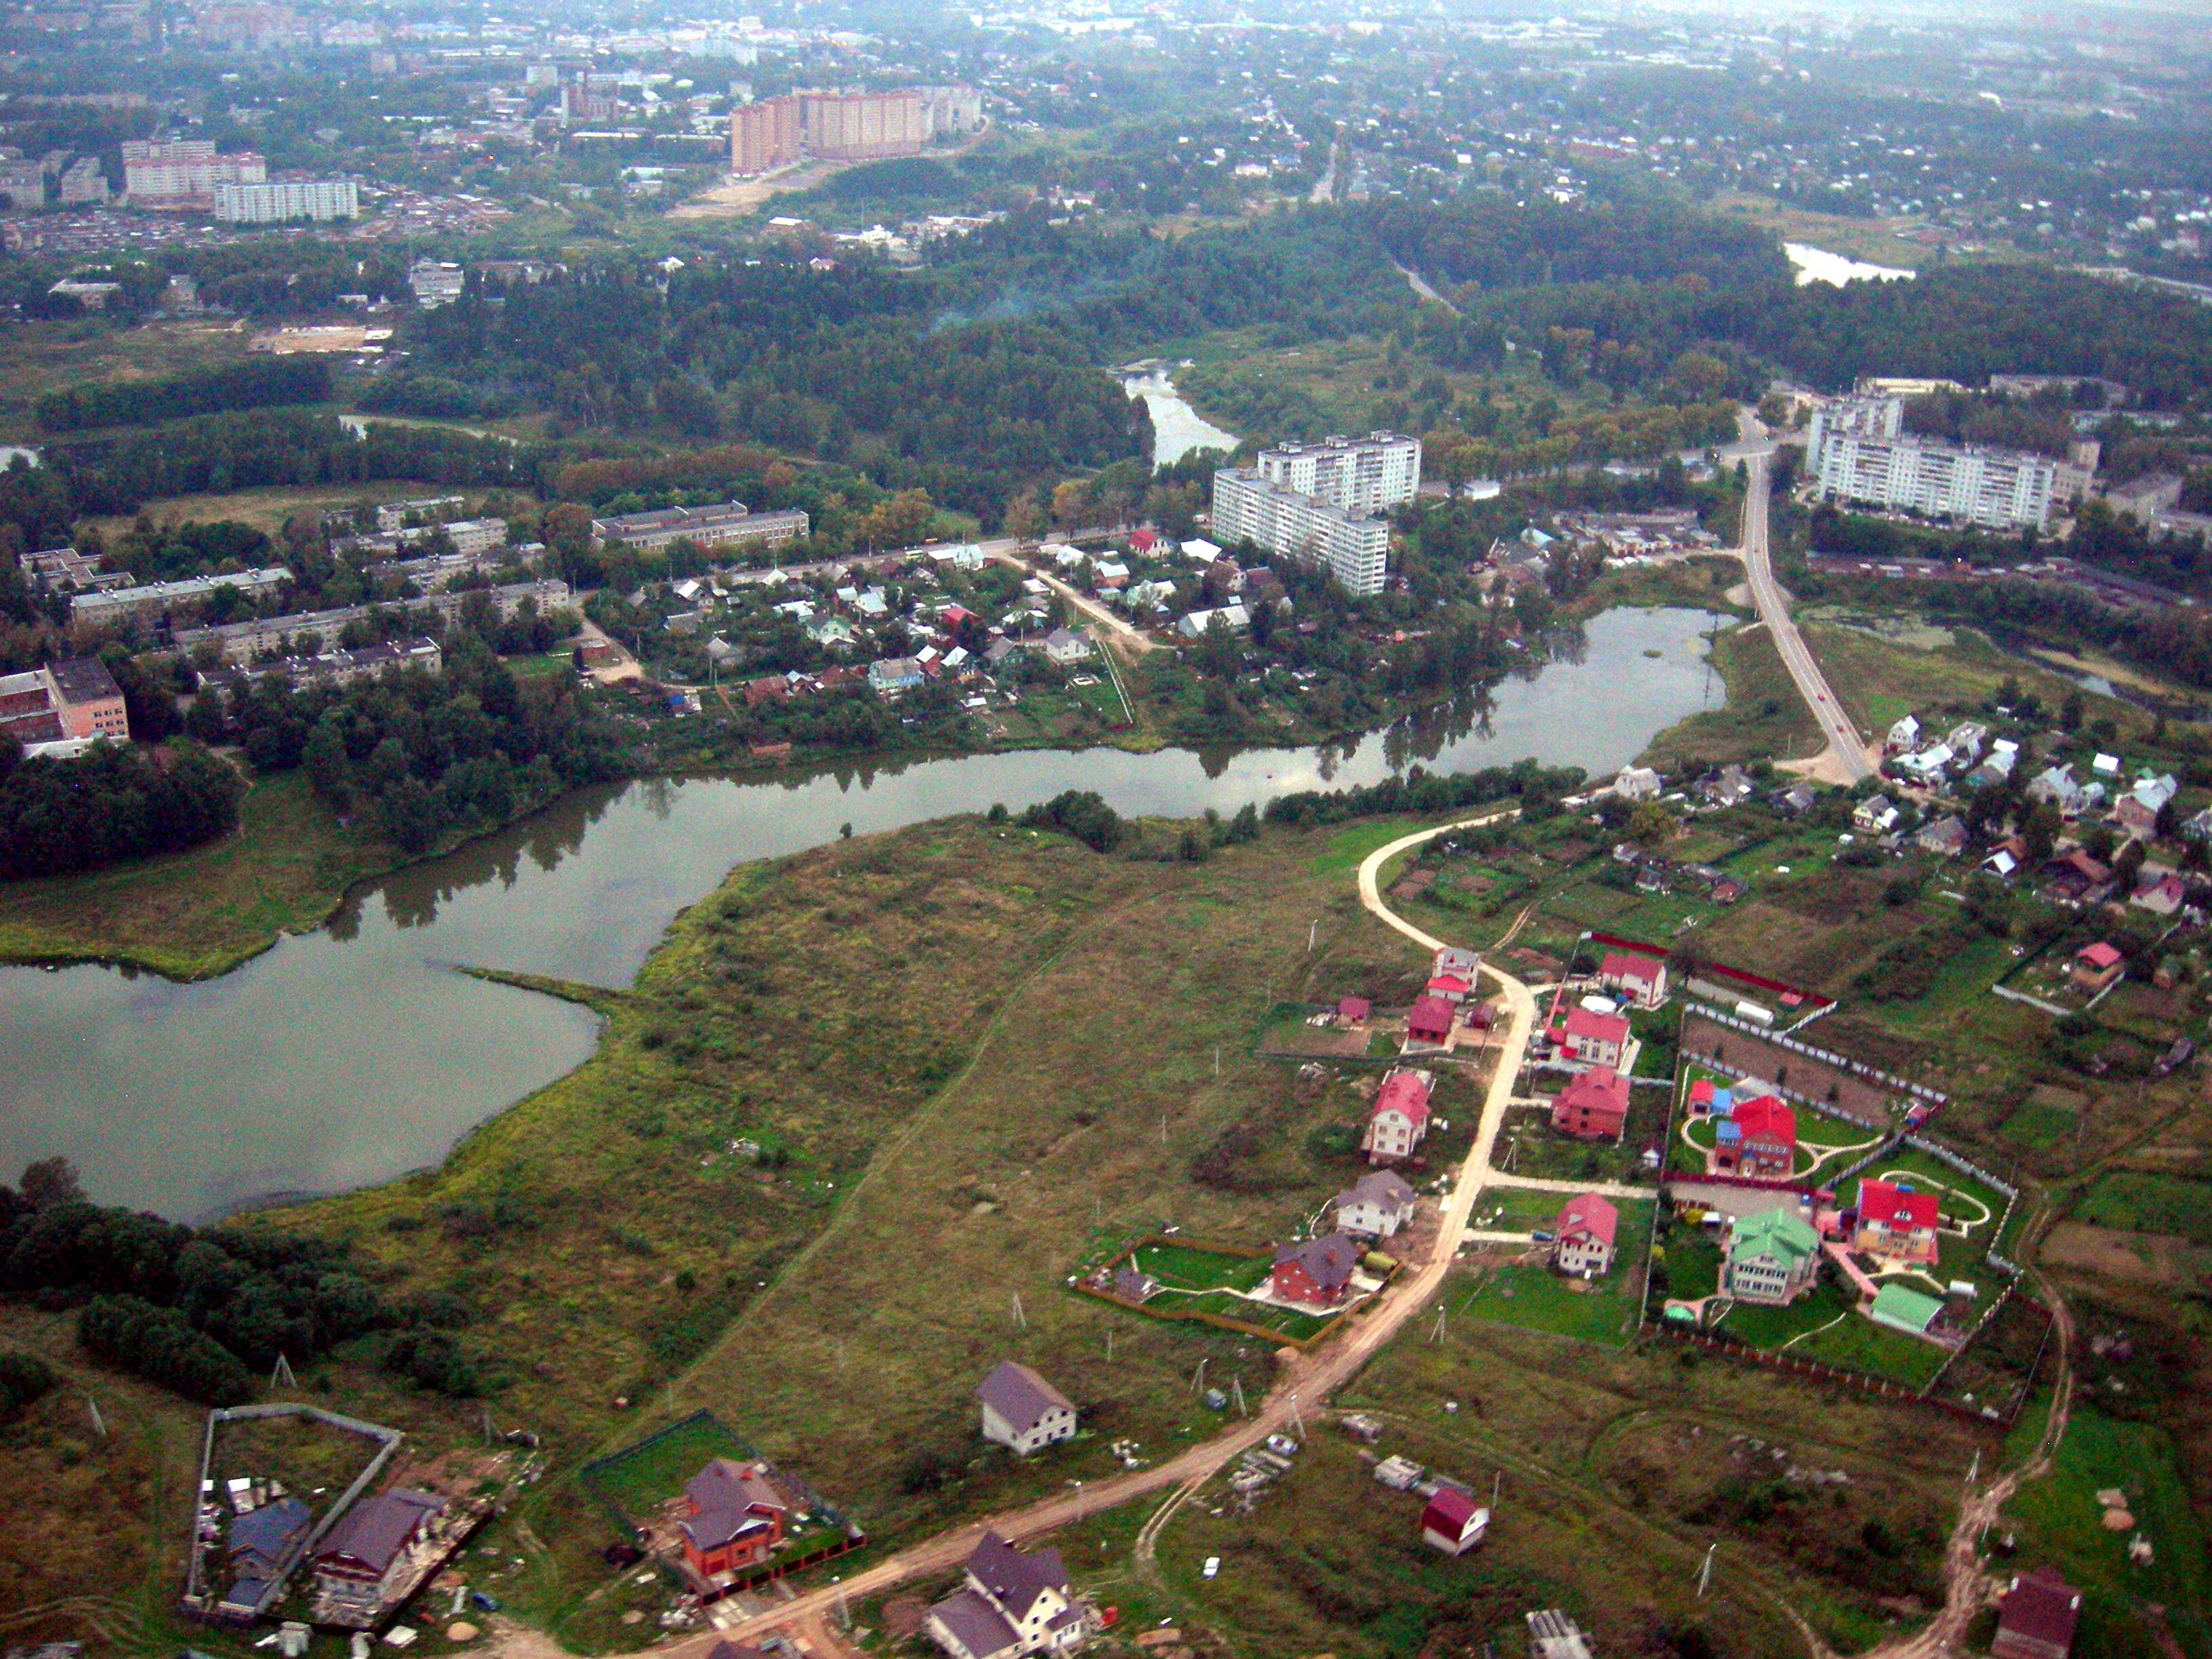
[1735,448,1875,785]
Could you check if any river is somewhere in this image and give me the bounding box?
[1118,363,1240,467]
[0,607,1720,1221]
[1785,243,1916,287]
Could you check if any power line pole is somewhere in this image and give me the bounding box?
[1696,1543,1715,1599]
[1012,1292,1026,1329]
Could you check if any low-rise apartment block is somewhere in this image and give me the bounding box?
[0,655,130,747]
[70,567,292,628]
[590,500,808,554]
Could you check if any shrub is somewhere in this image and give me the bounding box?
[78,1294,253,1406]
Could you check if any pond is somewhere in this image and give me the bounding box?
[0,607,1721,1220]
[1118,362,1240,468]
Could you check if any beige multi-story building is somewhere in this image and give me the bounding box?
[729,85,977,175]
[123,138,266,207]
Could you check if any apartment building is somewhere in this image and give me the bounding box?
[70,566,292,628]
[729,85,978,176]
[1208,432,1419,596]
[0,655,130,748]
[1808,395,2064,532]
[123,138,266,207]
[214,178,358,223]
[590,500,808,554]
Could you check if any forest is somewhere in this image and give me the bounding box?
[0,737,243,878]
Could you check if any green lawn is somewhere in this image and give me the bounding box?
[1129,1240,1270,1293]
[1460,1255,1646,1347]
[1713,1274,1858,1349]
[583,1412,756,1525]
[1309,819,1421,876]
[1999,1101,2078,1149]
[1783,1309,1951,1389]
[2004,1408,2209,1620]
[2072,1171,2212,1247]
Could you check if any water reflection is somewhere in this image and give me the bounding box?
[0,606,1721,1218]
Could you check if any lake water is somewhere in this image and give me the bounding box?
[1119,363,1240,467]
[1786,243,1917,287]
[0,607,1720,1220]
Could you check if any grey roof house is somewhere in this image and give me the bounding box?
[977,1361,1078,1456]
[925,1531,1097,1659]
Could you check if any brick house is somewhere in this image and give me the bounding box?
[1406,994,1455,1045]
[1549,1066,1629,1141]
[1853,1178,1940,1265]
[311,1489,447,1620]
[1361,1069,1432,1162]
[1333,1169,1418,1238]
[1271,1232,1362,1308]
[1722,1208,1820,1305]
[1597,951,1667,1008]
[1992,1566,2081,1659]
[1561,1006,1629,1068]
[0,655,131,748]
[1420,1486,1489,1556]
[1711,1094,1795,1178]
[924,1531,1097,1659]
[976,1361,1078,1456]
[1551,1193,1618,1277]
[678,1458,792,1579]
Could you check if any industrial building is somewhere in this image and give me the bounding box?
[590,500,808,554]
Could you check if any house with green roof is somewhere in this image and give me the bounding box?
[1867,1281,1947,1341]
[1722,1207,1821,1306]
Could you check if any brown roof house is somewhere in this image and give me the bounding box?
[310,1489,446,1622]
[977,1361,1078,1456]
[925,1531,1097,1659]
[1992,1566,2081,1659]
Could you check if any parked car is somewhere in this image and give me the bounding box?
[1265,1435,1299,1457]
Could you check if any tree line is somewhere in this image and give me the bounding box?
[0,738,243,879]
[36,357,333,434]
[1263,758,1589,829]
[1,1160,487,1406]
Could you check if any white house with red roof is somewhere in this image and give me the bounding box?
[1549,1066,1629,1141]
[1426,969,1473,1004]
[1420,1486,1490,1556]
[1551,1193,1618,1277]
[1362,1069,1433,1162]
[1710,1094,1795,1179]
[1853,1178,1940,1265]
[1560,1005,1629,1068]
[1597,951,1668,1008]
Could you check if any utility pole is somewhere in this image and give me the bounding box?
[1193,1358,1208,1396]
[1231,1375,1247,1417]
[86,1397,106,1438]
[1696,1543,1715,1599]
[1106,1329,1114,1363]
[1012,1292,1026,1329]
[1309,920,1317,952]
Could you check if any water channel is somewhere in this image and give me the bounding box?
[1118,363,1240,467]
[1,607,1723,1221]
[1784,242,1917,287]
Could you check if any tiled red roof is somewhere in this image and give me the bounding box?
[2076,941,2123,970]
[1996,1566,2080,1650]
[1563,1006,1629,1044]
[1373,1070,1431,1124]
[1555,1192,1618,1246]
[1858,1178,1938,1231]
[1732,1094,1795,1147]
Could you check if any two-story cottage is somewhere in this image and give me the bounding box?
[1853,1179,1940,1265]
[1271,1232,1363,1309]
[1597,951,1667,1008]
[310,1489,447,1620]
[1722,1208,1820,1305]
[678,1458,794,1579]
[977,1361,1078,1456]
[1560,1006,1629,1069]
[1711,1094,1795,1179]
[1333,1169,1418,1238]
[1549,1066,1629,1141]
[925,1532,1097,1659]
[1361,1069,1433,1162]
[1405,994,1456,1045]
[1551,1193,1618,1277]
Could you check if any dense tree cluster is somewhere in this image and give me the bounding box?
[0,1163,485,1404]
[1015,788,1127,853]
[0,739,243,879]
[193,636,621,853]
[35,358,333,434]
[1263,759,1586,828]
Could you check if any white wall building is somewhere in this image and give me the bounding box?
[214,178,359,222]
[1808,396,2063,531]
[123,138,266,205]
[1210,471,1389,595]
[1254,431,1422,516]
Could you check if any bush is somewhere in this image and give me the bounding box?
[78,1294,253,1405]
[381,1328,483,1396]
[1017,789,1125,853]
[0,1349,56,1420]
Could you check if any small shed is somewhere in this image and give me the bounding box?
[1420,1486,1490,1556]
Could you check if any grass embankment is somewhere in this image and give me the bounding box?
[1640,621,1825,770]
[0,771,391,979]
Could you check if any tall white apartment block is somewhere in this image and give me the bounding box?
[1254,431,1422,517]
[214,178,359,223]
[1211,430,1419,596]
[1211,470,1391,595]
[1808,395,2059,531]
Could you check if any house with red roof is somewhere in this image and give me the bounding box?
[1551,1193,1618,1277]
[1550,1066,1629,1141]
[2070,941,2124,993]
[1561,1005,1629,1068]
[1597,951,1668,1008]
[1687,1078,1716,1115]
[1336,995,1371,1026]
[1271,1232,1363,1308]
[1405,994,1455,1046]
[1853,1178,1940,1264]
[1710,1094,1795,1179]
[1420,1486,1490,1556]
[1362,1069,1432,1162]
[1992,1566,2081,1659]
[1426,972,1472,1004]
[676,1458,794,1580]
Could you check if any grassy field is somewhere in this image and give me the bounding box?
[0,769,391,978]
[0,315,255,441]
[581,1413,755,1528]
[1456,1218,1652,1348]
[2071,1170,2212,1246]
[1801,617,2150,747]
[84,476,537,541]
[1641,621,1826,771]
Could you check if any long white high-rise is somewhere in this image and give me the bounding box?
[1211,431,1420,596]
[1807,395,2061,531]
